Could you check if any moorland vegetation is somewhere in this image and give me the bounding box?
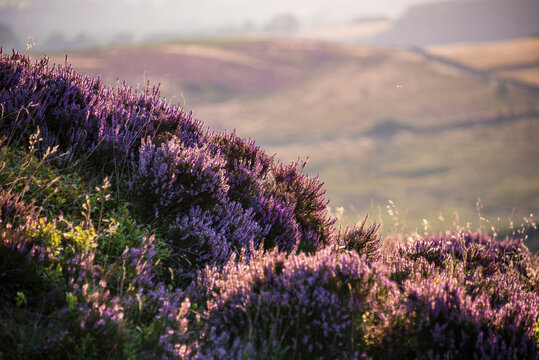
[0,50,538,359]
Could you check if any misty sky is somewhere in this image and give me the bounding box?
[0,0,440,43]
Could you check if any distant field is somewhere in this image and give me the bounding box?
[294,20,392,43]
[39,37,539,248]
[427,37,539,86]
[44,39,347,106]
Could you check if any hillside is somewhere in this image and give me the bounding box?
[373,0,539,46]
[1,48,538,359]
[427,37,539,87]
[42,37,539,246]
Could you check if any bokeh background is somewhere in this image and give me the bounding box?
[2,0,538,247]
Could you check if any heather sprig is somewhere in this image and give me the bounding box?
[336,216,382,260]
[209,130,272,209]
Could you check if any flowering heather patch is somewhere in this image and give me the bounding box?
[0,49,204,169]
[189,247,398,359]
[131,136,229,220]
[0,50,538,359]
[390,230,536,289]
[379,273,539,359]
[264,159,336,252]
[167,202,264,276]
[379,230,539,359]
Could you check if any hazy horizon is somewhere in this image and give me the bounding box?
[0,0,439,47]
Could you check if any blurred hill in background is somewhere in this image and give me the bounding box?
[373,0,539,46]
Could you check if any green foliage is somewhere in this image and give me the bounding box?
[0,139,171,359]
[0,141,86,220]
[0,244,51,306]
[15,291,26,308]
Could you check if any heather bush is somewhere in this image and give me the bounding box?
[189,247,397,359]
[130,136,229,221]
[1,51,342,265]
[0,50,204,171]
[264,159,336,252]
[166,201,264,278]
[377,273,539,359]
[379,231,539,359]
[128,124,341,269]
[391,230,530,280]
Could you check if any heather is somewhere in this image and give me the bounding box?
[0,50,538,359]
[188,247,397,359]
